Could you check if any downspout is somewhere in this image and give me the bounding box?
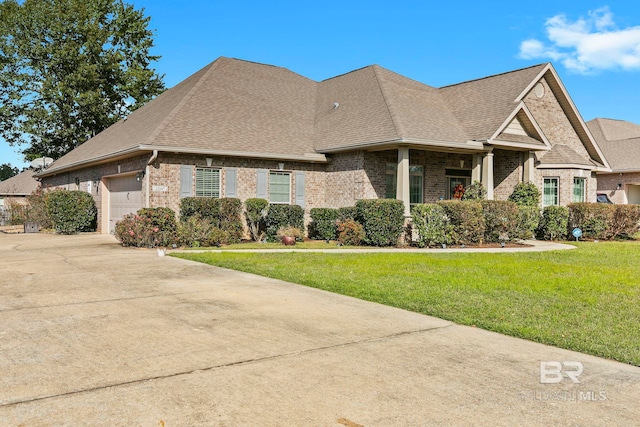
[146,150,158,208]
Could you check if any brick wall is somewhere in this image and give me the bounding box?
[535,168,596,206]
[151,153,327,224]
[524,77,591,160]
[493,150,523,200]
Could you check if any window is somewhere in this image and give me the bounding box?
[269,171,290,203]
[385,163,397,199]
[543,177,559,206]
[195,168,220,197]
[410,165,424,205]
[445,169,471,199]
[385,163,423,204]
[573,177,585,203]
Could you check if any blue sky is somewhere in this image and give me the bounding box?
[2,0,640,169]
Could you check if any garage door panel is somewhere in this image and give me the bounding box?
[109,176,142,232]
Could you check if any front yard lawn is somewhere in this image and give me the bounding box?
[171,241,640,366]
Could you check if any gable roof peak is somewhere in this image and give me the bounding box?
[320,64,378,83]
[440,63,550,89]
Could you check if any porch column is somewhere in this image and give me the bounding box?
[523,151,535,183]
[482,151,494,200]
[396,147,411,216]
[472,154,482,183]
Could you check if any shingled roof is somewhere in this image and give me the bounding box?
[587,118,640,172]
[0,170,39,196]
[39,57,605,176]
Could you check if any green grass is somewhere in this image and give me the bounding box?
[183,240,364,250]
[171,241,640,366]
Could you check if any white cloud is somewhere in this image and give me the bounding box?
[518,7,640,74]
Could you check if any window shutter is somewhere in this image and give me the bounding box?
[225,168,237,198]
[256,169,268,199]
[295,171,305,208]
[180,165,193,198]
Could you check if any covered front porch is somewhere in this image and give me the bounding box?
[366,146,538,216]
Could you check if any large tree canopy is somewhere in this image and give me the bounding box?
[0,0,165,160]
[0,162,18,181]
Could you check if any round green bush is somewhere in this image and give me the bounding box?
[45,190,97,234]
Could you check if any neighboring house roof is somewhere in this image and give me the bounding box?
[587,118,640,172]
[0,169,39,196]
[38,57,608,177]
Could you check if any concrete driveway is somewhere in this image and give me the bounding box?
[1,233,639,426]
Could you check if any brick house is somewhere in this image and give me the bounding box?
[37,57,609,233]
[0,169,39,207]
[587,118,640,204]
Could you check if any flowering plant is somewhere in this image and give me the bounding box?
[453,184,465,199]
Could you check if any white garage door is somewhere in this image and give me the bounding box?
[109,175,143,233]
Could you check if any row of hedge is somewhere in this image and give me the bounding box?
[116,197,309,247]
[309,200,640,247]
[309,199,405,246]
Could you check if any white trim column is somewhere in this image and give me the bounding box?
[396,147,410,216]
[482,151,494,200]
[472,154,482,183]
[523,151,535,183]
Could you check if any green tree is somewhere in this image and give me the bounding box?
[0,163,18,181]
[0,0,165,160]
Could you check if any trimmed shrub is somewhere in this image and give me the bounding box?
[481,200,519,242]
[180,197,242,243]
[515,206,541,240]
[336,219,365,246]
[508,182,541,207]
[264,204,304,242]
[309,208,339,240]
[245,198,269,241]
[611,205,640,238]
[45,190,97,234]
[438,200,485,245]
[137,207,177,247]
[568,203,615,240]
[411,204,454,247]
[26,187,53,229]
[179,197,221,224]
[219,198,243,243]
[337,206,357,221]
[461,181,487,201]
[355,199,405,246]
[538,205,569,241]
[115,208,176,247]
[177,216,228,247]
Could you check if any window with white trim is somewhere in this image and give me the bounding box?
[385,163,397,199]
[573,177,586,203]
[269,171,290,203]
[410,165,424,205]
[385,163,424,204]
[445,169,471,199]
[543,177,559,207]
[195,168,220,198]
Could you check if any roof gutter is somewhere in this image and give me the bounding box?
[316,138,486,154]
[36,146,144,177]
[145,150,158,208]
[139,145,328,163]
[37,145,328,178]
